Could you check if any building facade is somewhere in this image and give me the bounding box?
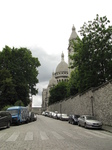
[42,25,78,111]
[68,25,78,76]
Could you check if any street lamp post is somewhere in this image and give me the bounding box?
[91,96,94,116]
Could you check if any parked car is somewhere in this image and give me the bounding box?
[49,112,56,118]
[7,106,29,124]
[57,113,61,119]
[68,115,80,125]
[42,111,45,115]
[53,111,58,119]
[78,115,102,129]
[34,114,37,121]
[48,112,54,117]
[29,112,37,122]
[60,114,69,121]
[44,111,49,116]
[0,111,12,128]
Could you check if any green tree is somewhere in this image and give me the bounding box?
[0,69,17,109]
[1,105,13,111]
[70,14,112,92]
[49,82,68,105]
[0,46,40,109]
[14,100,24,106]
[67,70,78,96]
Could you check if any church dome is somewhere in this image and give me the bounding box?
[56,52,68,73]
[48,72,57,87]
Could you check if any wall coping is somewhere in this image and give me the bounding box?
[92,79,112,92]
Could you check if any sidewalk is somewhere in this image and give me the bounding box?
[102,125,112,133]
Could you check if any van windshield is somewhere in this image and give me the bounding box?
[7,109,19,115]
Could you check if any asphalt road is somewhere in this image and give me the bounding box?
[0,115,112,150]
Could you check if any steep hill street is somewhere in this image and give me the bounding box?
[0,115,112,150]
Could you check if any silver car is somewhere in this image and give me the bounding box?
[78,115,102,129]
[60,114,69,121]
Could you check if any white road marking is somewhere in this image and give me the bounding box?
[40,131,49,140]
[2,129,112,143]
[6,132,20,141]
[52,131,64,140]
[25,132,33,141]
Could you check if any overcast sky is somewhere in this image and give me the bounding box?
[0,0,112,107]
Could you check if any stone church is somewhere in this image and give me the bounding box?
[42,25,78,111]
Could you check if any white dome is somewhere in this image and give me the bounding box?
[56,52,68,73]
[56,61,68,73]
[48,72,57,87]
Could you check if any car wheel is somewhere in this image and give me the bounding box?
[74,122,77,125]
[26,118,29,123]
[72,121,74,125]
[78,122,80,126]
[17,120,21,125]
[7,121,11,128]
[84,123,87,128]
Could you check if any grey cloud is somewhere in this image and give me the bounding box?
[29,46,61,106]
[30,46,60,82]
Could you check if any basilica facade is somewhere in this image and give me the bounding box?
[42,25,78,111]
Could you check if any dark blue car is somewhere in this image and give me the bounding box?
[68,114,80,125]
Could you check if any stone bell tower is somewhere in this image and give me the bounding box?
[68,25,78,76]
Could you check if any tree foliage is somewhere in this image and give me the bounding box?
[0,46,40,109]
[49,82,68,105]
[70,14,112,92]
[14,100,24,106]
[1,105,13,111]
[67,70,78,96]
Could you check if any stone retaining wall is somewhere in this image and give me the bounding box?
[48,80,112,126]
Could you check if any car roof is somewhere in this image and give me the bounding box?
[7,106,26,110]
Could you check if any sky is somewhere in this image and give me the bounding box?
[0,0,112,107]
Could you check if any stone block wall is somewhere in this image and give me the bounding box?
[93,82,112,125]
[48,80,112,126]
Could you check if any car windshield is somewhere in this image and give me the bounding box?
[74,115,80,118]
[7,109,19,115]
[86,116,95,120]
[62,114,68,116]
